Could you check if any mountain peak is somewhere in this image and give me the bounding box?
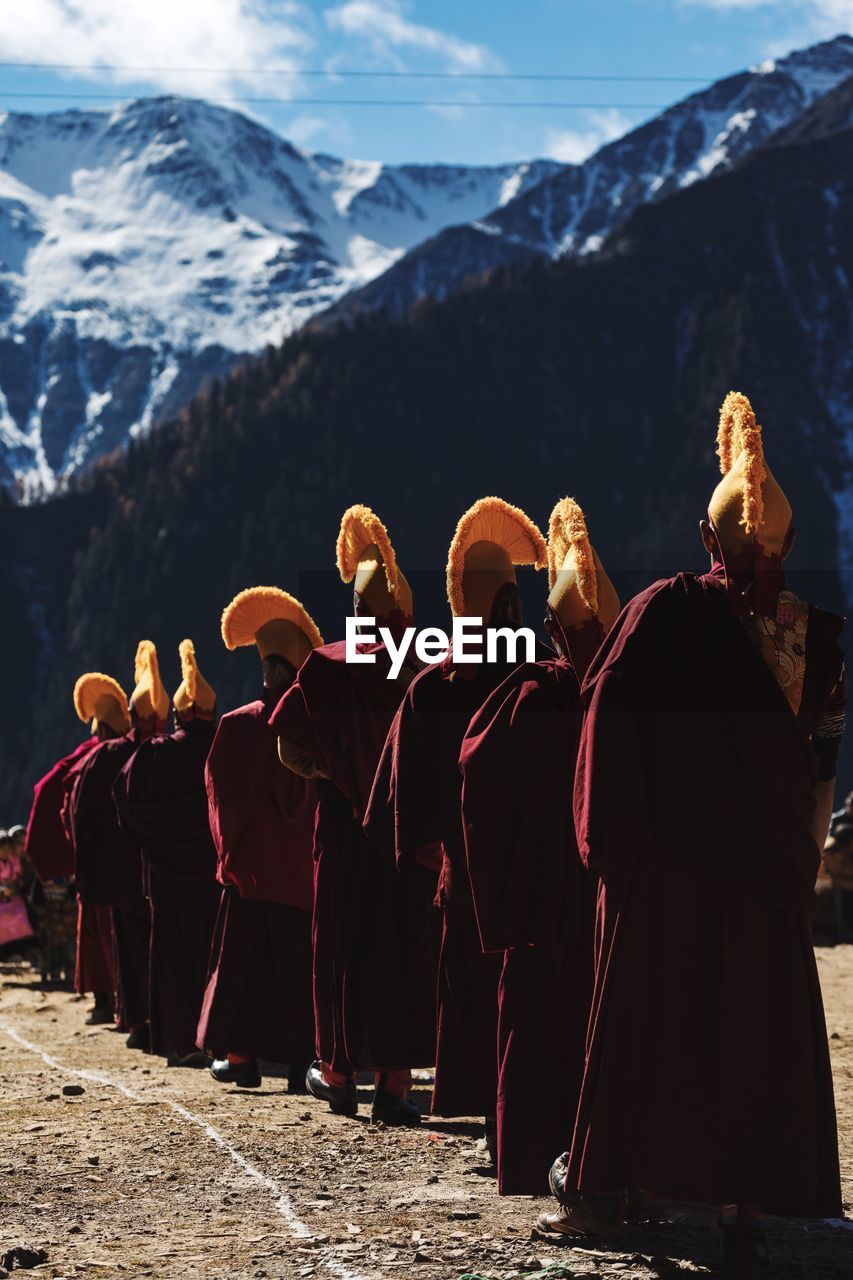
[0,98,554,494]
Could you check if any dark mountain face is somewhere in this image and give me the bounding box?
[2,110,852,819]
[325,36,853,329]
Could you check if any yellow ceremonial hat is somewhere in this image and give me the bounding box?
[129,640,170,726]
[336,504,413,619]
[221,586,324,670]
[547,497,620,634]
[708,392,792,556]
[173,639,216,719]
[447,496,547,619]
[73,673,131,736]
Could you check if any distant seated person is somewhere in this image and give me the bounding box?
[823,791,853,943]
[0,826,36,960]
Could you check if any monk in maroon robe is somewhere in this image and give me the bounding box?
[460,499,618,1195]
[366,498,548,1141]
[27,738,102,1005]
[270,505,440,1124]
[54,673,131,1023]
[540,395,845,1271]
[114,641,220,1065]
[27,739,98,884]
[197,586,322,1090]
[67,645,169,1046]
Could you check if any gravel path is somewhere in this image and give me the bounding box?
[1,947,851,1279]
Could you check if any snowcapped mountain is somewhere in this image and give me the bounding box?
[2,33,852,497]
[330,34,853,321]
[0,96,558,493]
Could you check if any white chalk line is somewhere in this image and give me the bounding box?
[1,1022,369,1280]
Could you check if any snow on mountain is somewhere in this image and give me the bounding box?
[3,34,853,498]
[0,96,558,494]
[329,35,853,321]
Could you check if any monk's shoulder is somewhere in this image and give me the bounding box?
[214,701,269,745]
[219,700,266,724]
[299,641,377,689]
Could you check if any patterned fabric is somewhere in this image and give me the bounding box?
[33,880,78,948]
[743,590,809,716]
[814,666,847,782]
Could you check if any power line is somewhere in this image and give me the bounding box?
[0,92,669,109]
[0,60,709,84]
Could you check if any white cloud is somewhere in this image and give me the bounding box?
[805,0,853,28]
[0,1,313,99]
[324,0,497,71]
[287,114,331,145]
[680,0,853,29]
[545,109,632,164]
[679,0,775,9]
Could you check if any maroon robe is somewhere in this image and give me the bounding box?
[196,696,316,1062]
[28,739,115,998]
[269,641,440,1075]
[460,626,596,1194]
[64,733,148,1027]
[365,652,531,1117]
[114,719,220,1059]
[566,572,843,1217]
[74,903,115,997]
[26,738,98,881]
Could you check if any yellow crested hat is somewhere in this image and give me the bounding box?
[73,673,131,736]
[708,392,792,555]
[547,497,620,633]
[130,640,170,726]
[447,496,547,619]
[336,504,413,619]
[221,586,324,669]
[173,639,216,718]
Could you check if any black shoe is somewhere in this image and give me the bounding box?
[85,1006,114,1026]
[371,1091,421,1126]
[305,1060,358,1116]
[167,1049,208,1069]
[287,1061,310,1095]
[125,1025,150,1051]
[209,1058,262,1088]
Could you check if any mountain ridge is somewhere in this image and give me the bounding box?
[324,34,853,325]
[2,95,851,818]
[4,35,853,494]
[0,95,558,493]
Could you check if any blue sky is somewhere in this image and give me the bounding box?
[0,1,851,164]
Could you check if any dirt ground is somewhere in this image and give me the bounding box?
[0,948,850,1280]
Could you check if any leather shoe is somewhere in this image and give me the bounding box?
[85,1005,114,1026]
[210,1058,261,1088]
[548,1151,569,1199]
[125,1025,150,1051]
[287,1061,310,1095]
[167,1049,208,1069]
[305,1060,358,1116]
[536,1193,626,1240]
[371,1091,421,1126]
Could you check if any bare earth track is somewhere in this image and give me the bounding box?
[1,948,851,1280]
